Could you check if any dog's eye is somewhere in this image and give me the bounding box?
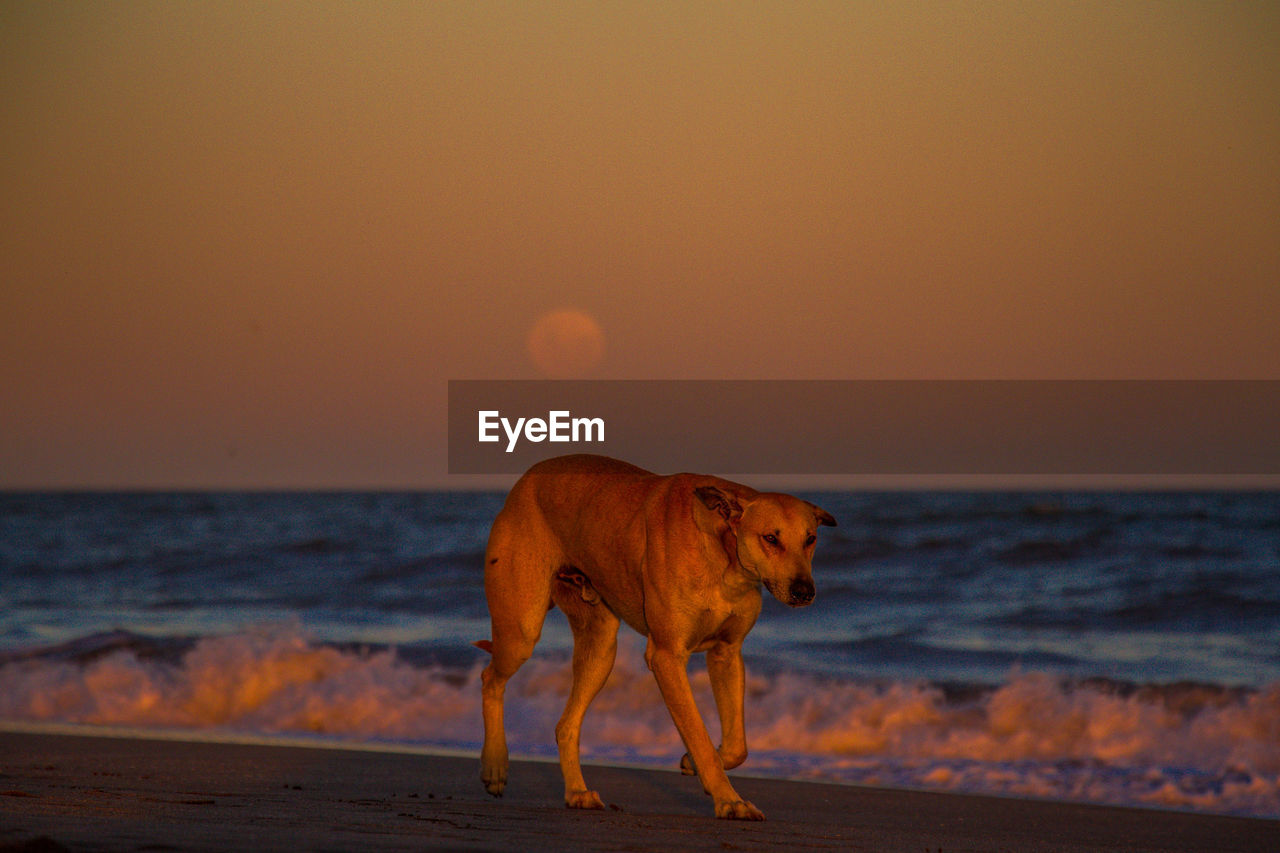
[805,534,816,546]
[762,533,779,546]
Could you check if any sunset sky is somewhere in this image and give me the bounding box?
[2,2,1277,488]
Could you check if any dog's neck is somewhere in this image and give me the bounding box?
[718,527,762,593]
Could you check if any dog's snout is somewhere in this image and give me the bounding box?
[788,578,815,607]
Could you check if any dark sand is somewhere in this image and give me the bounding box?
[0,731,1274,852]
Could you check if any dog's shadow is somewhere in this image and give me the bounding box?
[501,759,712,818]
[588,764,724,817]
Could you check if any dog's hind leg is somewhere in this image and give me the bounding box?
[479,513,556,797]
[553,571,619,810]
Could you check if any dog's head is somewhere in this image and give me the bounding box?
[695,486,836,607]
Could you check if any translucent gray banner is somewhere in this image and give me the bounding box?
[448,380,1280,476]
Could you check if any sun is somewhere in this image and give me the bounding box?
[526,308,605,378]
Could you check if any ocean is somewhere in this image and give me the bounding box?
[1,490,1278,819]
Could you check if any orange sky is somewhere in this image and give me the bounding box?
[2,2,1278,488]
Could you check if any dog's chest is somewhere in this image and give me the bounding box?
[688,589,761,651]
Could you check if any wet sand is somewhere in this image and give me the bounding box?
[0,730,1274,852]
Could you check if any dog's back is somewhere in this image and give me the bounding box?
[514,453,654,522]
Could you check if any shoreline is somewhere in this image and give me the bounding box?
[6,719,1274,823]
[1,730,1275,852]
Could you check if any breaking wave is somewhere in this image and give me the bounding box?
[2,626,1277,819]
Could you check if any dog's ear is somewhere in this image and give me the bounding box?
[695,486,743,525]
[808,502,837,527]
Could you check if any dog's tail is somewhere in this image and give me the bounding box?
[473,640,493,654]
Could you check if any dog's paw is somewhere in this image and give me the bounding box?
[481,764,507,797]
[679,752,696,775]
[715,799,765,821]
[565,789,606,810]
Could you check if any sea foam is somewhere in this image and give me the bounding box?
[1,626,1277,818]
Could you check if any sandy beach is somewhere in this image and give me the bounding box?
[0,730,1274,853]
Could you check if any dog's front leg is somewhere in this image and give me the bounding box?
[680,640,748,776]
[646,641,764,821]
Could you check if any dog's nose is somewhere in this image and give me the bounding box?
[788,578,815,607]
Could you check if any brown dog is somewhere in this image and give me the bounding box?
[477,454,835,820]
